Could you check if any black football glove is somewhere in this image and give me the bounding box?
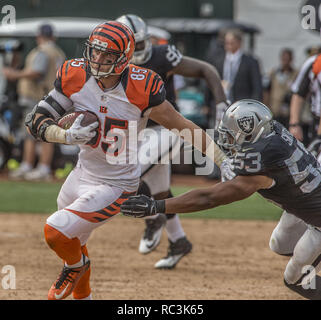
[307,135,321,157]
[121,195,165,218]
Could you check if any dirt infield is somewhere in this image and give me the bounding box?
[0,213,303,300]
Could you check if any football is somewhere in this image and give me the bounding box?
[57,111,100,145]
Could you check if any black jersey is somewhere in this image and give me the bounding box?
[139,44,183,108]
[231,121,321,226]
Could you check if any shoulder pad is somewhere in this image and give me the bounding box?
[55,59,90,98]
[232,126,296,176]
[262,124,299,168]
[260,135,291,168]
[122,65,166,112]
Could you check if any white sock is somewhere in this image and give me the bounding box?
[20,162,32,171]
[37,164,50,173]
[73,293,92,300]
[65,254,89,268]
[165,215,185,242]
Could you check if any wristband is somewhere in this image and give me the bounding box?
[44,124,67,144]
[289,123,301,127]
[155,200,166,213]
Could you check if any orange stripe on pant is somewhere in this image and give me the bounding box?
[65,191,136,223]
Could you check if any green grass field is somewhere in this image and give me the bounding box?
[0,180,283,221]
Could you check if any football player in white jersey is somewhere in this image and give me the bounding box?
[25,21,224,300]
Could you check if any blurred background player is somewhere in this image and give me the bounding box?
[3,23,65,181]
[117,14,227,269]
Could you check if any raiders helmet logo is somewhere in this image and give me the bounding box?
[237,116,254,134]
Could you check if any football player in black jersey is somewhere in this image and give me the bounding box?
[122,99,321,299]
[116,14,228,269]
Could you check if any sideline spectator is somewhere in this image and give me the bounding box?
[3,23,65,180]
[263,48,298,127]
[0,39,24,131]
[209,28,263,103]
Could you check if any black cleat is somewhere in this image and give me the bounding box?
[155,236,192,269]
[284,276,321,300]
[139,214,167,254]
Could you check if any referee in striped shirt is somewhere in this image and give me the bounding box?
[289,53,321,153]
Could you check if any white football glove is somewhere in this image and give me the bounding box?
[65,114,99,145]
[220,158,236,182]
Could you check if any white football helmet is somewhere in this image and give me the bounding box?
[116,14,152,65]
[218,99,273,156]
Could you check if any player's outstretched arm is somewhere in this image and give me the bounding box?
[149,99,226,166]
[163,175,273,213]
[121,175,274,217]
[169,56,227,105]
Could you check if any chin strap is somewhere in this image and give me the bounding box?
[252,127,265,144]
[91,65,114,79]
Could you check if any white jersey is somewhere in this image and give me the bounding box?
[40,58,166,190]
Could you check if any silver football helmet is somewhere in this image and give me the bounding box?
[218,99,273,156]
[116,14,152,65]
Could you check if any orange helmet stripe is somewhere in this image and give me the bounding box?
[90,22,134,53]
[91,30,122,51]
[105,22,135,49]
[98,26,126,51]
[86,21,135,76]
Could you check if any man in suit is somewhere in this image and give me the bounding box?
[205,28,264,180]
[211,29,263,104]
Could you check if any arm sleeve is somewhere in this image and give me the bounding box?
[25,88,73,142]
[37,88,73,121]
[141,73,166,116]
[147,74,166,106]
